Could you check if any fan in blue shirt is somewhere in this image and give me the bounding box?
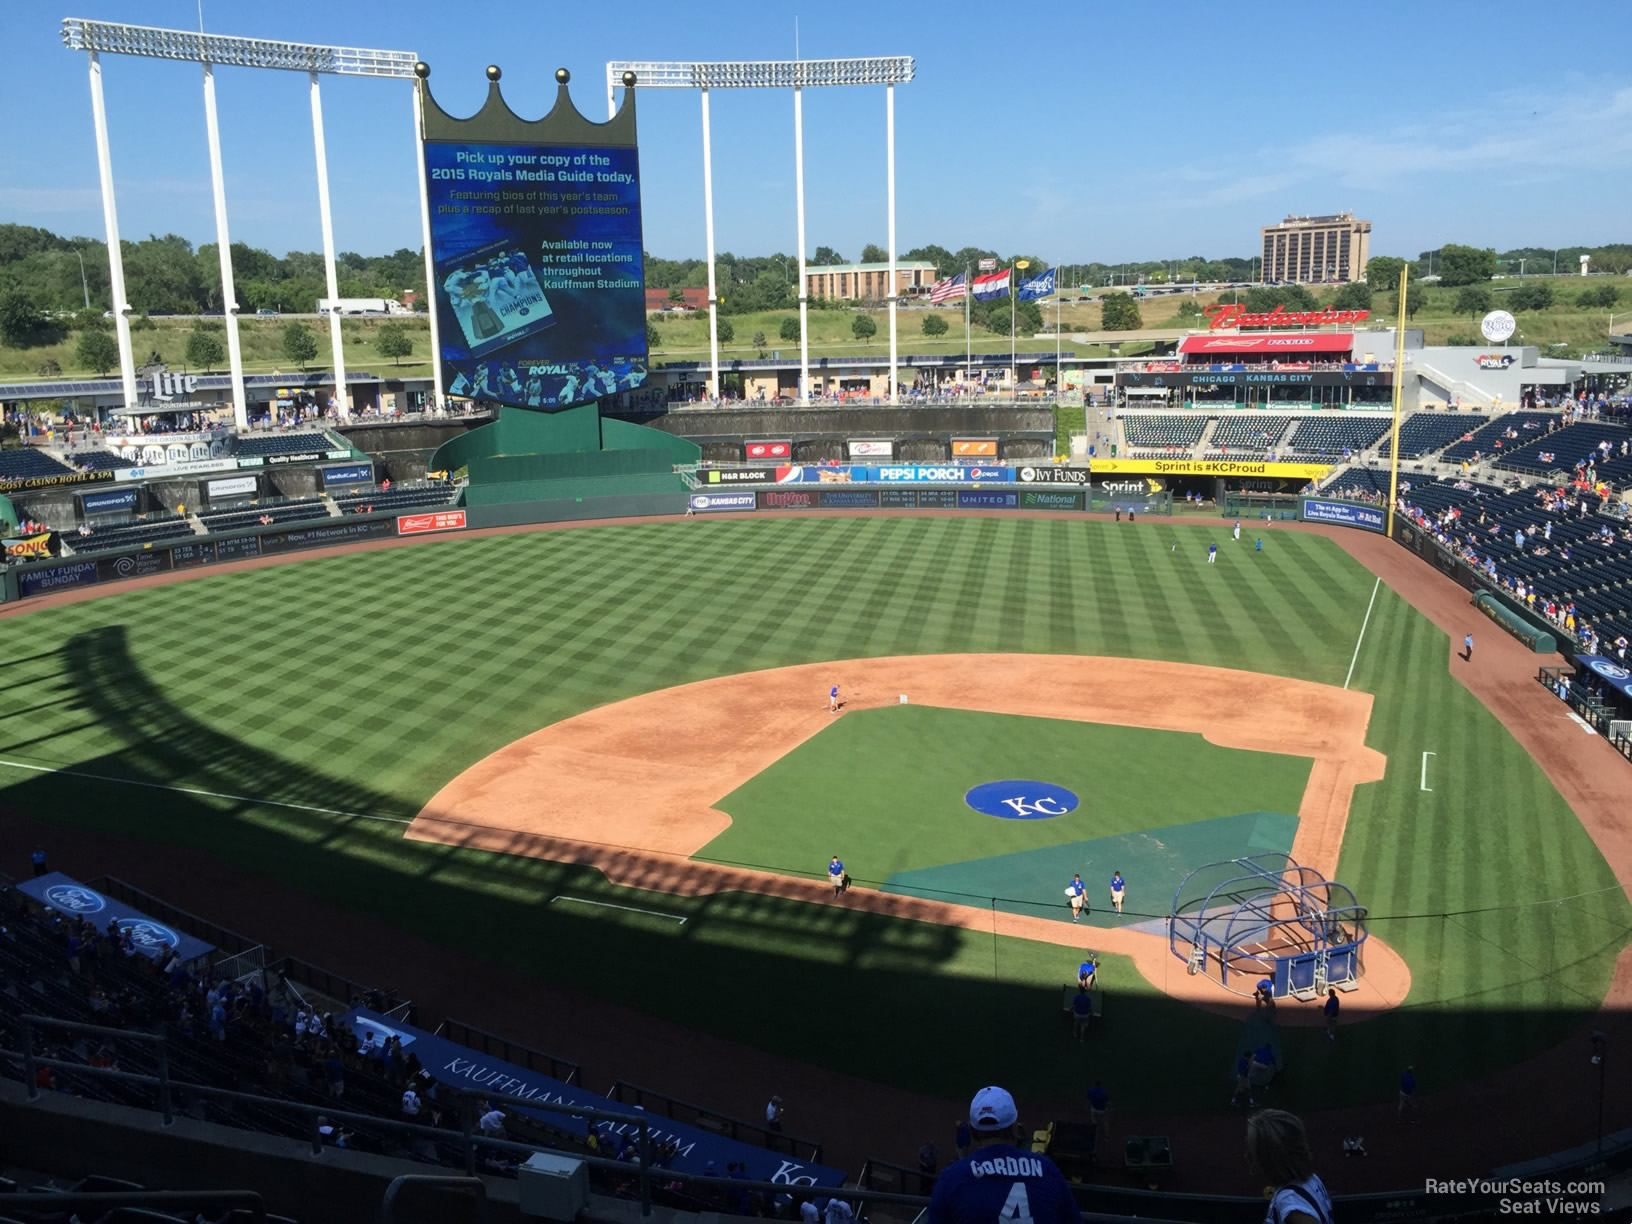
[926,1087,1081,1224]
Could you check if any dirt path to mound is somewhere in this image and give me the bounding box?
[407,653,1404,1022]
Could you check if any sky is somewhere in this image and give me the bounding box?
[2,0,1630,266]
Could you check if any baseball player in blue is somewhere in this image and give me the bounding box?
[1109,870,1125,914]
[927,1087,1081,1224]
[1065,874,1085,922]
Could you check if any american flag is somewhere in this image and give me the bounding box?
[929,274,965,304]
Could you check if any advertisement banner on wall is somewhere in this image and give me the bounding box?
[1016,465,1090,485]
[687,491,756,513]
[958,490,1018,509]
[873,465,1014,483]
[745,440,792,460]
[319,463,375,489]
[80,487,140,515]
[398,510,468,536]
[756,489,818,511]
[951,439,998,457]
[818,489,880,509]
[1,470,114,494]
[116,458,238,481]
[915,489,959,509]
[99,551,172,581]
[205,476,259,501]
[703,467,777,485]
[879,488,920,508]
[848,440,894,458]
[1299,498,1385,532]
[422,100,648,411]
[1090,458,1334,479]
[260,517,394,554]
[4,534,54,560]
[1020,490,1084,510]
[17,560,100,597]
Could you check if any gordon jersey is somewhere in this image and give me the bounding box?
[925,1145,1081,1224]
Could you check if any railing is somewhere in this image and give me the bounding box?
[434,1018,580,1086]
[0,1189,269,1221]
[607,1081,821,1161]
[93,876,262,957]
[6,1015,941,1221]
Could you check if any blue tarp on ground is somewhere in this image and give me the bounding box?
[16,872,216,964]
[341,1008,845,1186]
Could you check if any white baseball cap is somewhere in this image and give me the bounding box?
[969,1086,1018,1131]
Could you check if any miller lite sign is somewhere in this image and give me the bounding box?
[149,371,199,402]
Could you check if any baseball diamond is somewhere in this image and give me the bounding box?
[3,509,1629,1208]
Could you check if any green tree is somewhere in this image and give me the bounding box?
[1578,284,1621,309]
[1403,278,1428,320]
[1454,285,1493,321]
[667,287,686,303]
[1099,292,1143,331]
[75,328,118,375]
[1445,333,1479,347]
[184,328,225,371]
[1509,283,1554,312]
[859,244,887,264]
[922,313,949,336]
[1331,281,1372,311]
[851,313,877,343]
[751,330,767,350]
[376,323,414,366]
[811,246,845,266]
[0,290,46,346]
[1244,283,1318,313]
[1436,244,1497,287]
[36,358,61,377]
[716,317,734,344]
[1365,255,1406,290]
[280,321,319,370]
[646,321,662,349]
[131,312,157,332]
[1171,299,1204,322]
[778,316,800,342]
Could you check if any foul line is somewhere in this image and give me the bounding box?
[549,896,687,924]
[0,757,412,826]
[1420,751,1436,792]
[1344,576,1382,690]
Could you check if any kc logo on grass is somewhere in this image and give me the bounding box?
[965,779,1080,820]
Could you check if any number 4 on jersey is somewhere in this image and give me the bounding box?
[997,1183,1032,1223]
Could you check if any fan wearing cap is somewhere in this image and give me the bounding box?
[926,1087,1081,1224]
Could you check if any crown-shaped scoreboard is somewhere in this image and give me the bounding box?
[417,63,646,412]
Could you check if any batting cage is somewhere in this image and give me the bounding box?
[1167,853,1367,999]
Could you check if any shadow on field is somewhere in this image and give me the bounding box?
[1,625,1630,1187]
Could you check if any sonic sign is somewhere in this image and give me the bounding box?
[1204,303,1370,330]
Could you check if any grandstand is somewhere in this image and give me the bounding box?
[233,433,337,460]
[1493,419,1632,485]
[196,499,330,532]
[0,449,74,480]
[1121,414,1208,452]
[67,512,196,555]
[1376,413,1490,460]
[1286,415,1390,457]
[332,485,459,515]
[1433,412,1554,464]
[69,450,137,472]
[1210,415,1292,453]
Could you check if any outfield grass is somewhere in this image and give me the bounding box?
[0,517,1624,1111]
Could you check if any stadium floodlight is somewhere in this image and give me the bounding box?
[61,18,418,78]
[606,56,915,403]
[61,17,422,421]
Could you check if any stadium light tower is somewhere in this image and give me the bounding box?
[606,56,915,404]
[61,18,425,425]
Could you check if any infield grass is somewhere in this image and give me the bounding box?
[0,517,1625,1116]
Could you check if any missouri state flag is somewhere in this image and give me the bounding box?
[929,274,966,303]
[972,268,1010,300]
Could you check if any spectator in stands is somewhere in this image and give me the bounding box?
[1245,1109,1333,1224]
[1231,1053,1255,1109]
[766,1094,785,1133]
[479,1102,507,1139]
[30,846,47,877]
[1071,985,1094,1039]
[919,1140,939,1175]
[1398,1066,1419,1119]
[401,1086,422,1120]
[1087,1081,1110,1137]
[926,1087,1079,1224]
[954,1117,972,1159]
[824,1194,855,1224]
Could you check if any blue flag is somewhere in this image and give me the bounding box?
[1018,268,1056,301]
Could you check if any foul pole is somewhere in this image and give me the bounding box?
[1384,265,1409,537]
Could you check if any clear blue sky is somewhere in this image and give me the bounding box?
[3,0,1629,265]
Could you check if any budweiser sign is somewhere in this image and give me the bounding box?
[1204,303,1370,330]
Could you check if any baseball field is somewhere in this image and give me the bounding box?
[0,515,1626,1157]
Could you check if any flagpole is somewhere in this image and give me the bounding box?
[964,263,971,395]
[1012,259,1031,399]
[1054,267,1061,410]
